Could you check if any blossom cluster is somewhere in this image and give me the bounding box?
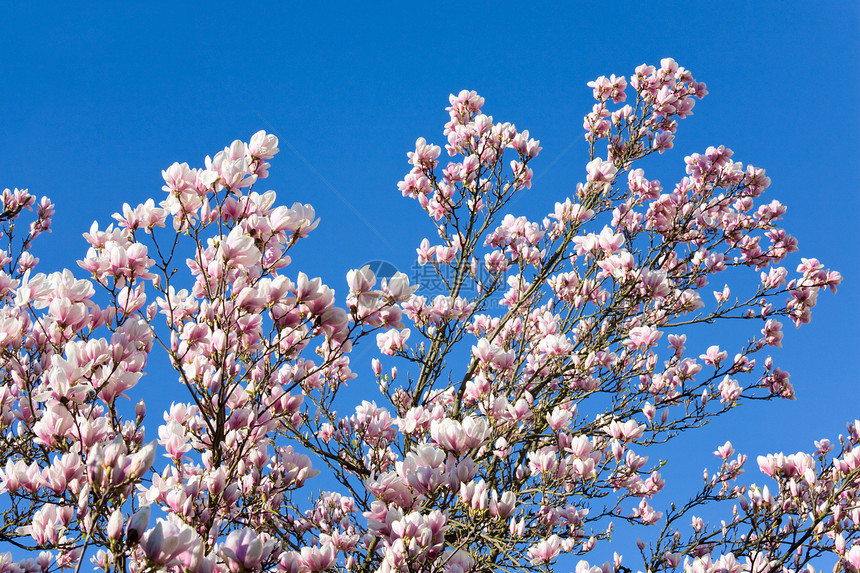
[0,60,852,573]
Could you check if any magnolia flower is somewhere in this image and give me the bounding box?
[376,328,410,356]
[126,505,150,544]
[430,416,490,454]
[140,519,197,565]
[527,535,561,564]
[381,272,418,302]
[585,157,618,183]
[276,445,320,488]
[221,528,273,572]
[347,265,377,295]
[248,130,279,159]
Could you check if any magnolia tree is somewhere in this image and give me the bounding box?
[0,59,855,573]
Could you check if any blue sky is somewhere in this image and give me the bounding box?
[1,0,858,565]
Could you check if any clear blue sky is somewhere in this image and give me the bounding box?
[1,0,858,564]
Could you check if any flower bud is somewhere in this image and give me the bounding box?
[835,533,846,555]
[103,436,127,468]
[77,483,90,519]
[127,441,157,481]
[611,440,624,461]
[107,509,124,540]
[86,446,105,488]
[126,505,151,545]
[497,491,516,518]
[642,402,655,422]
[206,467,226,496]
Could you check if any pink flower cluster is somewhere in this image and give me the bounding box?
[0,61,850,573]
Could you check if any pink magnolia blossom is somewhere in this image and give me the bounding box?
[0,63,848,573]
[528,534,562,564]
[376,328,410,356]
[585,157,618,184]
